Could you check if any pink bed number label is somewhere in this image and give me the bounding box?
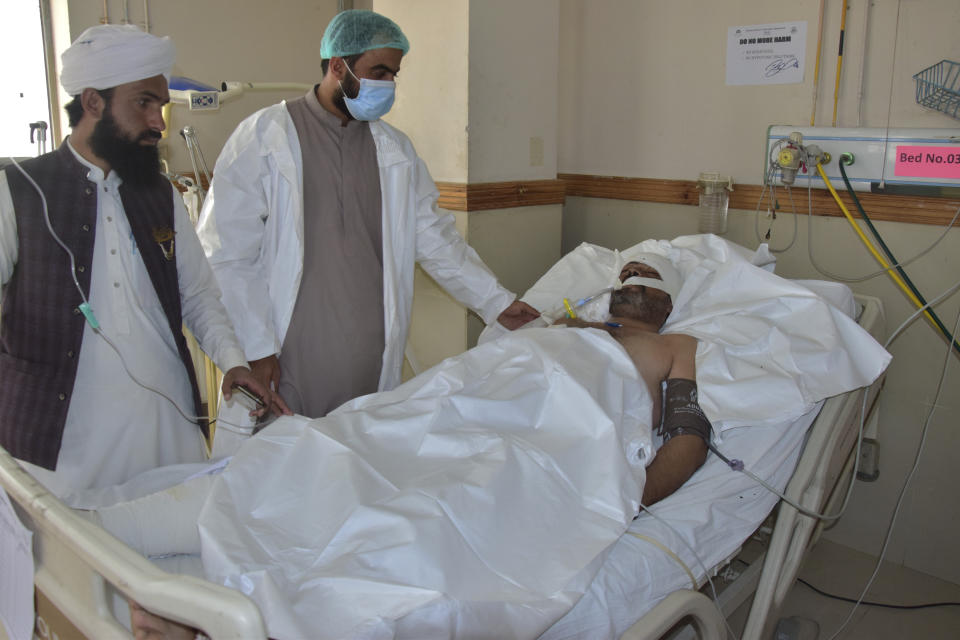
[894,145,960,180]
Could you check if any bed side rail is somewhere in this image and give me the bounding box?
[740,293,887,640]
[619,589,727,640]
[0,447,266,640]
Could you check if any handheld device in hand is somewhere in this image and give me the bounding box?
[232,384,265,411]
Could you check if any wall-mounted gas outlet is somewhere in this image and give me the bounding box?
[765,125,960,194]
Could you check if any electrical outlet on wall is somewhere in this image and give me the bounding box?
[529,136,544,167]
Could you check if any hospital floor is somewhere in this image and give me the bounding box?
[726,538,960,639]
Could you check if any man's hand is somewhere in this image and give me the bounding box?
[221,361,292,418]
[249,354,281,393]
[129,601,196,640]
[250,354,293,416]
[497,300,540,330]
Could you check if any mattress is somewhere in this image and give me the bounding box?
[540,402,820,639]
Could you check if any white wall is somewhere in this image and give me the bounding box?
[559,0,960,584]
[63,0,336,173]
[559,0,959,183]
[375,0,470,182]
[468,0,559,182]
[379,0,563,365]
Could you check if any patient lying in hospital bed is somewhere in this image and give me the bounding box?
[77,235,890,640]
[95,252,709,639]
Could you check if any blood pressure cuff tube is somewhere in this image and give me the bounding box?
[659,378,712,444]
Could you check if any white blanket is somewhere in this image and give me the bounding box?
[198,328,653,640]
[504,234,891,435]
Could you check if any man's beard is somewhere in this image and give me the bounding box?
[333,73,360,121]
[608,287,671,326]
[89,107,162,187]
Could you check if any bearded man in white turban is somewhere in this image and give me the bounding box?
[0,24,283,509]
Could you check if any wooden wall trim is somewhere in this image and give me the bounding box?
[173,168,958,226]
[558,173,960,227]
[435,179,566,211]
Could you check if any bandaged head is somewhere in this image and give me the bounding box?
[569,250,683,324]
[617,252,682,299]
[60,24,175,96]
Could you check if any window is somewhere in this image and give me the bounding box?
[1,1,53,158]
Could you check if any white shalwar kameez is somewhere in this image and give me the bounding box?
[1,142,247,508]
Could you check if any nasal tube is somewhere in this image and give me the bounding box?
[573,286,613,308]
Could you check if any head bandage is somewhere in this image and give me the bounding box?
[618,252,682,298]
[320,10,410,59]
[619,276,674,293]
[60,24,175,96]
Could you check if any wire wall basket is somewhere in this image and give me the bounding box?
[913,60,960,120]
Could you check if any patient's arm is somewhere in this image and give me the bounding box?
[641,434,707,506]
[642,334,708,506]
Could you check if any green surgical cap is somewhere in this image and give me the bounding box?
[320,10,410,59]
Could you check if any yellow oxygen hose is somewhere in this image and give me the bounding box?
[816,162,940,329]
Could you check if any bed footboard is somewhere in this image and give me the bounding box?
[0,448,266,640]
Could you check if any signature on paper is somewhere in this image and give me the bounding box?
[764,55,799,77]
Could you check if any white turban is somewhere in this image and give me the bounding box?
[60,24,175,96]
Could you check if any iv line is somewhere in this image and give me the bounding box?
[7,156,255,430]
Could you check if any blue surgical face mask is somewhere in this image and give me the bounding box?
[340,63,396,121]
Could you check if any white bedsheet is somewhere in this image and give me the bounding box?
[199,328,654,640]
[540,403,820,639]
[499,235,890,435]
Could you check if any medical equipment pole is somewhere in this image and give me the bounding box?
[30,121,48,156]
[810,0,826,125]
[831,0,848,127]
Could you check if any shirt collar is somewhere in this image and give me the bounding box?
[66,136,124,189]
[304,85,359,131]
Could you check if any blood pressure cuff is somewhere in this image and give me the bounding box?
[658,378,712,444]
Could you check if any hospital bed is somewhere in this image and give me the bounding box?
[0,236,888,640]
[563,292,886,640]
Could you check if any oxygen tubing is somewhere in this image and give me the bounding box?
[816,163,959,355]
[837,160,960,356]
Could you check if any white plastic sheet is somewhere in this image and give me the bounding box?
[505,235,891,433]
[198,328,653,639]
[0,489,33,640]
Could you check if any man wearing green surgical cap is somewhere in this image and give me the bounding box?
[198,10,539,430]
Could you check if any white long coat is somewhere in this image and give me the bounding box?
[197,103,514,430]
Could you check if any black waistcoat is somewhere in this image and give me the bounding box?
[1,143,206,469]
